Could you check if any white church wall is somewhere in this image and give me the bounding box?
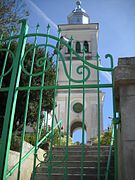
[56,2,104,143]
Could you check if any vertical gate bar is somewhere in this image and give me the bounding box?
[55,115,61,138]
[39,111,47,139]
[59,122,62,146]
[113,123,118,180]
[0,19,28,180]
[0,31,13,88]
[39,119,44,140]
[17,24,39,180]
[81,49,86,180]
[97,54,101,180]
[64,36,73,180]
[105,123,114,180]
[48,28,61,180]
[32,24,50,180]
[111,59,118,180]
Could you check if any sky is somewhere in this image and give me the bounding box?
[24,0,135,62]
[24,0,135,142]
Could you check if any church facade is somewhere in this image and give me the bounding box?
[56,1,104,143]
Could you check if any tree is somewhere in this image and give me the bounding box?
[0,41,56,134]
[0,0,29,34]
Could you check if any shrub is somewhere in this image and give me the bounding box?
[10,126,74,152]
[10,133,21,152]
[93,128,112,145]
[24,133,36,146]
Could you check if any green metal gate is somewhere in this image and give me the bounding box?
[0,20,119,180]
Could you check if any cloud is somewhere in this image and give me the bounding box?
[26,0,58,30]
[101,71,112,83]
[100,65,112,83]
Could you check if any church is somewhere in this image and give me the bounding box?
[56,0,104,143]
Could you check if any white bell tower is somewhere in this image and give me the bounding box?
[56,1,104,143]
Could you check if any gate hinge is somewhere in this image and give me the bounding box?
[112,117,121,124]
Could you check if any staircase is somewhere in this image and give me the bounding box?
[35,145,114,180]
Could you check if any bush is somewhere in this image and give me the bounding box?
[24,133,36,146]
[10,133,21,152]
[58,135,73,146]
[24,127,65,149]
[93,129,112,145]
[10,127,74,152]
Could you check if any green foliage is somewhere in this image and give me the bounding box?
[93,128,112,145]
[24,127,73,149]
[52,129,73,146]
[10,126,74,152]
[10,132,21,152]
[24,133,36,146]
[0,0,29,35]
[0,42,56,132]
[60,136,73,146]
[74,141,81,145]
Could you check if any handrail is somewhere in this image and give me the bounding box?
[6,120,62,178]
[105,124,115,180]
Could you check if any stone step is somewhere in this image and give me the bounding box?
[34,145,114,180]
[36,166,114,174]
[53,145,113,152]
[51,150,114,156]
[39,160,114,168]
[35,173,114,180]
[44,154,113,161]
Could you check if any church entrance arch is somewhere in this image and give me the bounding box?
[70,121,87,144]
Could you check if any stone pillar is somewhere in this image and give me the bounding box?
[114,57,135,180]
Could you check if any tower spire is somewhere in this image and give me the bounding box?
[76,0,81,9]
[67,0,90,24]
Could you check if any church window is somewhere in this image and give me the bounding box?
[76,41,81,53]
[73,102,83,113]
[84,41,89,53]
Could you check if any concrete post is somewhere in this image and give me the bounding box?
[114,57,135,180]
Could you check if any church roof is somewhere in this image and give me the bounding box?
[67,0,90,24]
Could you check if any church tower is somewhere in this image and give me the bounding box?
[56,1,104,143]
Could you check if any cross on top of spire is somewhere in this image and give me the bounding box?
[76,0,81,9]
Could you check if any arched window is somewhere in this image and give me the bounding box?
[68,41,71,53]
[84,41,89,53]
[76,41,81,53]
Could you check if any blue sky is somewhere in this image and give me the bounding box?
[24,0,135,142]
[25,0,135,61]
